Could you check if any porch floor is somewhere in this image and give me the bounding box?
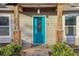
[20,46,51,56]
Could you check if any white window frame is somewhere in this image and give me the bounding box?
[0,14,11,38]
[65,16,76,36]
[63,14,77,40]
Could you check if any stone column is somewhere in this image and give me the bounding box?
[13,4,21,44]
[56,3,63,43]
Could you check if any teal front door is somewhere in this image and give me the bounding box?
[33,16,46,45]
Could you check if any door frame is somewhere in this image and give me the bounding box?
[32,15,46,45]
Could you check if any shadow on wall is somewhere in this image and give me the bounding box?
[22,39,32,48]
[20,23,33,48]
[25,23,32,29]
[21,23,32,37]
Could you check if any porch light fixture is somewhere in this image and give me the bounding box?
[37,8,40,14]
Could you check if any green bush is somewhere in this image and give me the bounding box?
[0,46,14,56]
[51,43,77,56]
[13,44,22,55]
[0,43,22,56]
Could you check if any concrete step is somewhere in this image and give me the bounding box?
[21,47,51,56]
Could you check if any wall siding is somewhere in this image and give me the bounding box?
[1,11,79,46]
[75,16,79,45]
[19,12,57,46]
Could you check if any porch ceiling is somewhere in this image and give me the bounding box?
[23,7,56,12]
[0,3,56,12]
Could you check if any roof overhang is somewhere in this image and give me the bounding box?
[0,3,57,12]
[0,3,79,12]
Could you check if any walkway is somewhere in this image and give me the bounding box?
[21,46,51,56]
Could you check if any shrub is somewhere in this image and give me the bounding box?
[0,43,22,56]
[51,43,77,56]
[13,44,22,55]
[0,46,14,56]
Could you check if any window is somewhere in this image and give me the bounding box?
[0,16,10,36]
[65,16,76,36]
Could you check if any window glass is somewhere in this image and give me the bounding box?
[65,16,76,25]
[65,16,76,36]
[0,16,9,36]
[65,27,76,36]
[0,17,9,26]
[0,27,9,35]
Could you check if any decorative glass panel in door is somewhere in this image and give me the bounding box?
[33,16,46,45]
[65,16,76,45]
